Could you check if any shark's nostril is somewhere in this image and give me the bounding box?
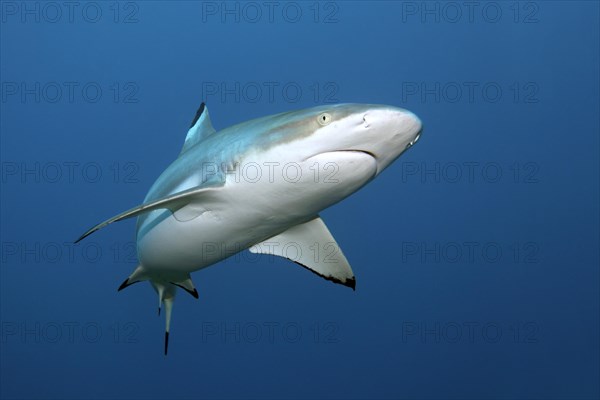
[362,114,370,128]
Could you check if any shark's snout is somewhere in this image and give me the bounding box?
[343,107,422,175]
[405,114,423,150]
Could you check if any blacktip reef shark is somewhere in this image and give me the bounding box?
[76,102,422,354]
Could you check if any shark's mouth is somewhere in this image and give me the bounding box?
[305,149,377,163]
[328,149,379,175]
[338,149,377,160]
[305,149,379,184]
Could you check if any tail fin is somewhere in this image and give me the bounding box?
[152,282,176,356]
[164,296,174,355]
[152,278,199,356]
[119,268,199,355]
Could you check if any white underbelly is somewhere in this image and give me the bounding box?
[136,150,377,274]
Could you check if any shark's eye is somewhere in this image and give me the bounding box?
[317,113,332,126]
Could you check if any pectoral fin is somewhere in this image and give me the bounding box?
[170,276,199,299]
[75,185,221,243]
[250,216,356,289]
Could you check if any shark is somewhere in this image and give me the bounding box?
[76,102,422,354]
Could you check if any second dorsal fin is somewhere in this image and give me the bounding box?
[180,102,216,154]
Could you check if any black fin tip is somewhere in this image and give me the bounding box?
[189,102,206,128]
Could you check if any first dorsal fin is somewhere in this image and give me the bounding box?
[181,102,216,154]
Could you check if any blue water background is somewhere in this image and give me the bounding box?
[1,2,598,399]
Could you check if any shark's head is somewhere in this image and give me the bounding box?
[276,103,422,175]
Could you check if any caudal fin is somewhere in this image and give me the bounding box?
[163,296,174,355]
[119,270,199,355]
[150,277,199,356]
